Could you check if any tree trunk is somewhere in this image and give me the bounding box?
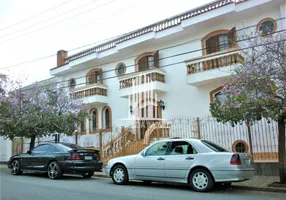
[278,118,286,184]
[29,135,36,150]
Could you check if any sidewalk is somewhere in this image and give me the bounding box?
[93,171,286,193]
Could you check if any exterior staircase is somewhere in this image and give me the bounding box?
[101,123,171,164]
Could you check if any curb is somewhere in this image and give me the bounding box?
[231,185,286,193]
[92,173,286,193]
[93,174,108,178]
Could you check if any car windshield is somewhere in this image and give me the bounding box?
[201,140,229,152]
[58,143,84,151]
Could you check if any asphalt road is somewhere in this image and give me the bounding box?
[1,167,286,200]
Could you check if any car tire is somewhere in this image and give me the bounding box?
[11,159,23,175]
[82,172,94,178]
[189,168,214,192]
[47,161,62,180]
[111,165,128,185]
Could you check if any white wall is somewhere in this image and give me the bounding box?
[53,1,282,150]
[0,137,12,162]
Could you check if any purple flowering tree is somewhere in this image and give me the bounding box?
[0,77,87,150]
[210,32,286,183]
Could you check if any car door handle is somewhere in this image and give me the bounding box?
[185,157,194,160]
[157,157,165,161]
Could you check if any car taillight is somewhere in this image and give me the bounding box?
[70,153,80,160]
[94,154,101,161]
[230,153,241,165]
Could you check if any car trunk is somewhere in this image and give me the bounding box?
[69,149,101,161]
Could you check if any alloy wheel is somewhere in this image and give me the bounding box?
[192,171,209,190]
[113,168,125,183]
[48,163,59,179]
[11,160,20,175]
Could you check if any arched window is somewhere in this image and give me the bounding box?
[210,86,224,103]
[202,28,236,55]
[79,117,86,135]
[232,140,249,153]
[86,68,103,85]
[102,106,112,131]
[135,51,159,72]
[89,108,98,133]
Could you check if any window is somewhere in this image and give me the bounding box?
[47,145,60,153]
[92,110,97,130]
[69,78,76,89]
[232,140,248,153]
[145,141,170,156]
[32,145,50,153]
[257,18,277,36]
[135,51,159,72]
[105,109,110,128]
[79,117,85,134]
[58,143,84,151]
[201,140,228,152]
[203,28,236,55]
[86,68,102,85]
[115,63,126,76]
[169,141,198,155]
[102,106,112,131]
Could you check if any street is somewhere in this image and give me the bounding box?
[0,167,285,200]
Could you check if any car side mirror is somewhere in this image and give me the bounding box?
[141,150,146,157]
[27,150,31,154]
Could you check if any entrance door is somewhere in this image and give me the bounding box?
[138,104,161,139]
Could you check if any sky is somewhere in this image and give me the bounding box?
[0,0,214,86]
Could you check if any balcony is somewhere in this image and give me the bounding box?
[118,68,167,98]
[185,48,244,86]
[72,83,108,105]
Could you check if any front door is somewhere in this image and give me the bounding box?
[30,144,50,170]
[164,141,198,179]
[134,141,170,179]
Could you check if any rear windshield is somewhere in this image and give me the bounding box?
[58,143,84,151]
[201,140,228,152]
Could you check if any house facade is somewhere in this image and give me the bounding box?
[3,0,283,168]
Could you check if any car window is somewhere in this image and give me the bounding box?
[201,140,228,152]
[32,145,50,153]
[169,141,198,155]
[145,141,169,156]
[57,143,84,151]
[46,145,60,153]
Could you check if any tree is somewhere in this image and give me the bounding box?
[0,78,87,150]
[210,32,286,183]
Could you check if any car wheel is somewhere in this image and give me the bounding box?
[111,165,128,185]
[189,168,214,192]
[82,172,94,178]
[11,159,23,175]
[47,161,62,180]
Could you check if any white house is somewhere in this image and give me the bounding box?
[3,0,284,170]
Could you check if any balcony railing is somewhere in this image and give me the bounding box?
[119,68,166,89]
[72,83,108,99]
[186,49,244,74]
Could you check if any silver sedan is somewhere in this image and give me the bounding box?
[104,138,254,192]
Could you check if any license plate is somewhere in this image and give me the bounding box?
[244,159,250,165]
[85,156,92,160]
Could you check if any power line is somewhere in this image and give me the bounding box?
[0,0,75,32]
[1,16,285,71]
[21,29,286,92]
[0,0,117,42]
